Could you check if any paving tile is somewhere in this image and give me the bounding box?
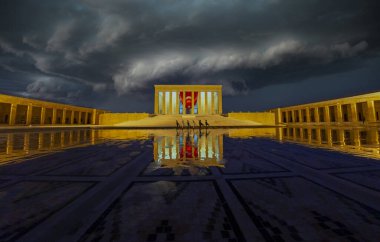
[80,181,244,242]
[0,181,94,241]
[334,169,380,192]
[230,177,380,241]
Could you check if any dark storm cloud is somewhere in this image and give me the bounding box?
[0,0,379,111]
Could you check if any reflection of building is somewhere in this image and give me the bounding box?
[153,131,224,167]
[0,130,97,163]
[279,127,380,158]
[271,92,380,125]
[154,85,222,115]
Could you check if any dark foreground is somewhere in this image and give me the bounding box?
[0,128,379,242]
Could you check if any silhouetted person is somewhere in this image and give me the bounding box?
[198,120,204,128]
[176,120,180,129]
[182,120,185,129]
[192,120,196,129]
[205,120,209,128]
[187,120,190,129]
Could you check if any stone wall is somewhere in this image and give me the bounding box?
[99,113,150,125]
[228,112,276,125]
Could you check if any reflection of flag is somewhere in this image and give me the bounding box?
[180,141,198,159]
[179,91,198,109]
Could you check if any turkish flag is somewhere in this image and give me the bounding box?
[179,91,198,109]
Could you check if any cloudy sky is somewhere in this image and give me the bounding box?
[0,0,379,112]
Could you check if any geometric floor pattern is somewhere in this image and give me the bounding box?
[0,135,380,242]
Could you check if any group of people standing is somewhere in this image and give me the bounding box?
[176,119,209,129]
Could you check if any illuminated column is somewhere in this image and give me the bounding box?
[350,103,358,122]
[71,110,75,124]
[52,109,57,125]
[92,109,97,125]
[9,104,16,125]
[62,109,66,124]
[366,100,376,122]
[211,92,215,115]
[40,107,46,125]
[338,129,345,145]
[336,104,343,123]
[176,90,180,114]
[169,91,172,115]
[305,108,310,123]
[314,107,320,123]
[324,106,330,123]
[353,129,360,146]
[191,91,194,114]
[84,112,89,124]
[26,104,33,125]
[218,89,222,114]
[291,110,295,123]
[38,132,43,149]
[154,89,158,114]
[162,92,166,115]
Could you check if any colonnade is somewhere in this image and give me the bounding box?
[272,92,380,124]
[154,85,223,115]
[0,94,106,126]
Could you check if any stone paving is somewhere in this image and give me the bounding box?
[0,129,380,242]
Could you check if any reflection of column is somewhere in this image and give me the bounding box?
[9,104,17,125]
[6,134,13,154]
[24,133,30,153]
[307,128,312,143]
[367,130,379,145]
[26,104,33,125]
[153,137,158,161]
[38,133,43,149]
[336,104,343,123]
[326,128,332,146]
[219,135,223,161]
[353,129,360,146]
[366,100,376,122]
[338,129,345,145]
[41,107,46,125]
[60,132,65,148]
[316,129,321,144]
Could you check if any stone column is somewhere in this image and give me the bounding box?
[62,109,66,124]
[9,104,17,125]
[71,110,75,124]
[350,103,358,123]
[205,92,208,115]
[211,92,215,115]
[92,109,97,125]
[40,107,46,125]
[326,128,332,146]
[336,104,343,123]
[176,90,180,114]
[154,89,158,114]
[191,91,194,114]
[218,89,222,114]
[366,100,376,122]
[26,104,33,125]
[291,110,295,123]
[314,107,320,123]
[324,106,330,123]
[305,108,311,123]
[85,112,89,124]
[52,109,57,125]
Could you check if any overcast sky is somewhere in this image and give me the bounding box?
[0,0,379,112]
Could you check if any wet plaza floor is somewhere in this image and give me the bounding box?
[0,127,380,241]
